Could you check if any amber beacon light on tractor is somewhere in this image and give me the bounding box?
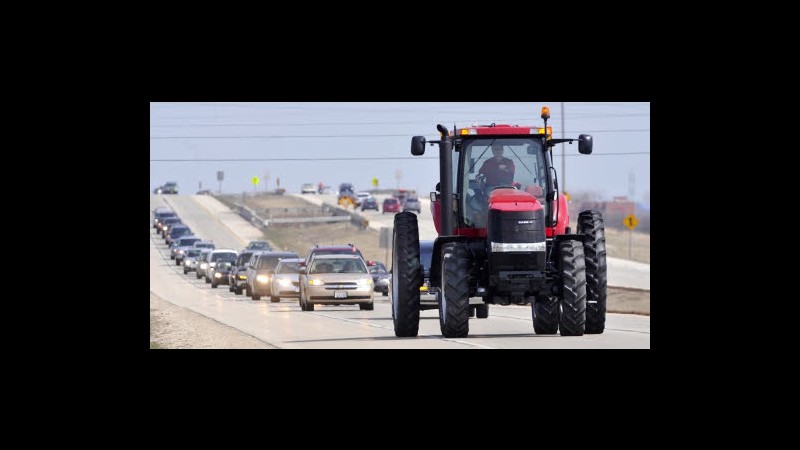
[391,106,607,338]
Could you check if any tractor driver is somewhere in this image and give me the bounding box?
[478,144,516,188]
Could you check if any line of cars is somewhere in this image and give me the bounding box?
[154,206,390,310]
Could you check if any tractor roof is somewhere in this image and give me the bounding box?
[455,124,552,137]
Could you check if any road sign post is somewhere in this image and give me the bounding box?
[217,171,224,194]
[623,213,639,259]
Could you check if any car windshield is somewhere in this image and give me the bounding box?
[277,262,302,274]
[186,249,201,257]
[370,263,387,274]
[212,252,237,262]
[180,238,200,246]
[236,252,253,265]
[257,255,297,270]
[310,258,367,274]
[195,243,214,248]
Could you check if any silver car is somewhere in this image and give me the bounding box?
[270,258,304,302]
[299,254,373,311]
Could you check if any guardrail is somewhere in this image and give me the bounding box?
[232,202,369,229]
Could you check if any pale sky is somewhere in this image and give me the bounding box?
[150,102,650,203]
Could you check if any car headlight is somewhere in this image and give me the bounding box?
[356,278,372,286]
[278,278,291,287]
[214,272,222,278]
[238,275,247,280]
[309,279,325,286]
[200,263,208,269]
[178,250,184,254]
[256,275,271,283]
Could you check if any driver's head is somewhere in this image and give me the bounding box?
[491,144,504,160]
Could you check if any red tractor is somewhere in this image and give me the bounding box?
[391,106,607,338]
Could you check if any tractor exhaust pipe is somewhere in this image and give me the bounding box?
[436,124,454,236]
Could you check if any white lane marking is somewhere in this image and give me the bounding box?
[307,311,497,349]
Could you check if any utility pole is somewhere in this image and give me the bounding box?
[561,102,566,193]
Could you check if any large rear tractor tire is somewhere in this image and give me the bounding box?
[391,212,422,337]
[439,242,470,338]
[532,295,559,334]
[578,210,607,334]
[558,240,587,336]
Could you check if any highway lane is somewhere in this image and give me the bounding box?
[151,194,650,348]
[291,193,650,290]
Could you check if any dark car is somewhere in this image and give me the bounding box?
[228,250,257,295]
[196,189,212,195]
[153,209,176,229]
[382,197,401,214]
[245,240,272,251]
[402,196,422,213]
[360,196,379,211]
[245,251,300,300]
[165,224,192,246]
[159,216,182,237]
[369,261,389,296]
[211,261,235,288]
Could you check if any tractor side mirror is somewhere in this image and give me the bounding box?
[578,134,593,154]
[435,182,441,192]
[411,136,426,155]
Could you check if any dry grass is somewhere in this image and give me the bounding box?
[602,227,650,264]
[607,287,649,315]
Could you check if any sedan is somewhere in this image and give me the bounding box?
[270,258,304,302]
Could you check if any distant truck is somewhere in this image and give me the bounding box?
[162,182,178,194]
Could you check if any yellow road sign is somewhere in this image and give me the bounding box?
[252,176,260,185]
[624,214,639,230]
[372,177,379,187]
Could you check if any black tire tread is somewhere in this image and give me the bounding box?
[578,210,607,334]
[392,212,422,337]
[558,240,587,336]
[439,242,470,338]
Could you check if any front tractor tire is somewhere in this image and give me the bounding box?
[558,240,587,336]
[391,212,422,337]
[439,242,470,338]
[578,210,608,334]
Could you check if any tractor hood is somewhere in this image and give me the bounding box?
[488,188,543,212]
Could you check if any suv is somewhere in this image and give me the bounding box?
[299,254,374,311]
[245,240,272,251]
[203,249,238,284]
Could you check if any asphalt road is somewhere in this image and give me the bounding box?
[151,194,650,349]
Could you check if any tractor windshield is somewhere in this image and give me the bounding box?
[460,138,547,228]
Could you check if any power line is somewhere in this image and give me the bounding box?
[149,129,649,140]
[148,113,650,128]
[149,152,650,162]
